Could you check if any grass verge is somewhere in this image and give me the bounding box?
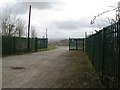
[56,51,104,88]
[37,45,57,51]
[3,45,57,57]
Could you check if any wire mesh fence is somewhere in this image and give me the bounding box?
[85,21,120,88]
[2,36,48,56]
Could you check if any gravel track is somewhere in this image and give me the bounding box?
[2,46,103,88]
[3,46,70,88]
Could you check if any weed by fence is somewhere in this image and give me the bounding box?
[2,36,48,56]
[85,21,120,88]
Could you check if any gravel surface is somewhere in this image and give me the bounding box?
[2,46,103,88]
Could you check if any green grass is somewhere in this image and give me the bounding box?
[38,45,57,51]
[3,45,57,57]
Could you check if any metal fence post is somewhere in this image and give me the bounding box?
[92,36,94,65]
[83,38,84,51]
[13,36,16,54]
[101,28,106,84]
[118,19,120,88]
[69,38,70,51]
[35,37,38,51]
[45,38,48,50]
[76,39,77,50]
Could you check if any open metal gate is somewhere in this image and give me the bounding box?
[69,38,84,51]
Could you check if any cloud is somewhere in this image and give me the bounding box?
[52,18,111,30]
[53,19,94,30]
[8,2,57,14]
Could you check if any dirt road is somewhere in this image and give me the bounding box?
[2,46,103,88]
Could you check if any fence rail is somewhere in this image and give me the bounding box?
[2,36,48,56]
[85,21,120,88]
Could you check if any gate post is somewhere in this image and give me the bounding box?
[46,38,48,50]
[76,39,77,50]
[83,38,84,51]
[69,38,70,51]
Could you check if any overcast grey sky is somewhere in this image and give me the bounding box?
[0,0,119,39]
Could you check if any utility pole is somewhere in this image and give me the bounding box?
[45,29,48,50]
[46,29,47,38]
[85,32,87,38]
[27,5,31,51]
[116,2,119,21]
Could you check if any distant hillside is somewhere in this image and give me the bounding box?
[49,39,69,46]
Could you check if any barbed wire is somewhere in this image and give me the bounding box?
[90,5,119,24]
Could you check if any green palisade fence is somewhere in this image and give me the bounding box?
[85,20,120,88]
[15,37,28,52]
[2,36,15,55]
[2,36,48,56]
[69,38,84,51]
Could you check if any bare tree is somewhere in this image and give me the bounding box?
[0,10,11,36]
[0,9,25,37]
[15,19,25,37]
[31,26,37,38]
